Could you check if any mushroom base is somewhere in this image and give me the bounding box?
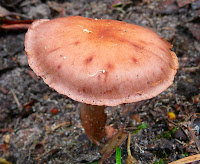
[80,104,107,145]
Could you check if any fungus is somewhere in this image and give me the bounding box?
[25,16,178,143]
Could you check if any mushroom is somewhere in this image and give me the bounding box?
[25,16,179,143]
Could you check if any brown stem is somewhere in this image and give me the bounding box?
[80,104,107,145]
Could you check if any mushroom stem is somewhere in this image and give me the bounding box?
[80,104,107,145]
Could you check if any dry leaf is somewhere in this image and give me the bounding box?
[105,125,117,139]
[4,134,10,144]
[99,129,128,164]
[130,114,141,123]
[0,157,12,164]
[169,153,200,164]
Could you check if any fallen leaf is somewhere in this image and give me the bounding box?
[22,99,35,108]
[0,144,8,151]
[105,125,118,139]
[4,134,10,144]
[99,130,128,164]
[20,99,35,118]
[0,128,12,133]
[169,153,200,164]
[192,94,200,104]
[130,114,141,123]
[0,157,12,164]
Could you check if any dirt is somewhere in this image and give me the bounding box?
[0,0,200,164]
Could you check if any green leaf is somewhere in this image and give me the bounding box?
[137,123,148,130]
[172,127,178,133]
[158,127,178,139]
[182,152,189,157]
[132,123,148,135]
[115,147,121,164]
[153,159,166,164]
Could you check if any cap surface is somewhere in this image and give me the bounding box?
[25,16,178,106]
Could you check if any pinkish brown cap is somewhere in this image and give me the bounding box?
[25,16,178,106]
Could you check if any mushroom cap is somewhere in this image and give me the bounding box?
[25,16,178,106]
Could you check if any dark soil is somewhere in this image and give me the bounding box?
[0,0,200,164]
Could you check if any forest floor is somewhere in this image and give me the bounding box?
[0,0,200,163]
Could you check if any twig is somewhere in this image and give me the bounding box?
[0,24,30,30]
[174,139,186,146]
[46,121,71,133]
[188,116,200,153]
[168,117,200,153]
[169,153,200,164]
[182,65,200,72]
[126,134,138,164]
[127,133,132,156]
[188,126,200,152]
[11,89,21,109]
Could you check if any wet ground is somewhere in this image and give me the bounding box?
[0,0,200,163]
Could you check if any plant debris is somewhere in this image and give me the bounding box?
[169,153,200,164]
[0,0,200,163]
[100,130,128,164]
[127,134,138,164]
